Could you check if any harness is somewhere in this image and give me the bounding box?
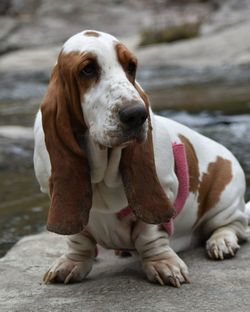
[117,142,189,236]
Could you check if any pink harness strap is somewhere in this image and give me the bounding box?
[161,143,189,235]
[117,142,190,236]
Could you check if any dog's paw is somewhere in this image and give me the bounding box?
[142,255,190,287]
[206,230,240,260]
[43,255,93,284]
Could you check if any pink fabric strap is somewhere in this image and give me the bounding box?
[161,143,189,235]
[117,142,190,236]
[117,206,132,219]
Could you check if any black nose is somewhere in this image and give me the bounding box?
[119,105,148,128]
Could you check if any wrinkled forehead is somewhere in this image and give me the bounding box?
[63,30,120,65]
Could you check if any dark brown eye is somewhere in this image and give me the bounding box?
[80,62,97,77]
[127,61,136,76]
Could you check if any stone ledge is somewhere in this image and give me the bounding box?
[0,126,33,140]
[1,21,250,105]
[1,232,250,312]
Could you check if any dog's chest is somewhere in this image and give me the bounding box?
[87,209,136,250]
[91,182,128,213]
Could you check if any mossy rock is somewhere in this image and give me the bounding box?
[139,22,200,47]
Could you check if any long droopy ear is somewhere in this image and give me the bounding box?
[41,58,92,235]
[120,84,175,224]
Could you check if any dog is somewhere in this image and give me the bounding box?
[33,30,250,287]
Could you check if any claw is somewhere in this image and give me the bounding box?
[228,245,235,257]
[64,271,74,284]
[175,277,181,288]
[43,271,49,284]
[218,249,224,260]
[45,273,51,284]
[168,276,177,287]
[213,248,219,259]
[50,271,58,282]
[43,269,59,284]
[46,271,52,284]
[181,270,191,284]
[49,272,54,283]
[207,249,212,259]
[155,273,164,286]
[225,240,239,257]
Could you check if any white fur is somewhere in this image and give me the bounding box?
[65,30,147,148]
[34,31,250,286]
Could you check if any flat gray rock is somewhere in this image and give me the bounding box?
[137,20,250,67]
[1,232,250,312]
[0,126,33,140]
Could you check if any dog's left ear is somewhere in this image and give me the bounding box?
[120,83,175,224]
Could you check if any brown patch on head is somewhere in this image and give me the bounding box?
[115,42,138,84]
[58,51,100,102]
[179,134,200,193]
[84,31,100,37]
[197,156,232,219]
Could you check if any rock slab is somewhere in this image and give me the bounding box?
[0,232,250,312]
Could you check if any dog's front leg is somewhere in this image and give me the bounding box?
[133,222,190,287]
[43,230,96,284]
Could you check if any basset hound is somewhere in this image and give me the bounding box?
[33,30,250,287]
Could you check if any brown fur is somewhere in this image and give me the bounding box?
[41,51,95,235]
[115,43,138,83]
[116,43,175,224]
[179,135,233,221]
[179,134,200,194]
[84,31,100,37]
[197,156,232,219]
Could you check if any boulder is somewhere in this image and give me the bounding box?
[0,231,250,312]
[1,20,250,109]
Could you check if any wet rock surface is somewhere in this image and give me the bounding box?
[0,0,250,105]
[0,0,213,53]
[1,231,250,312]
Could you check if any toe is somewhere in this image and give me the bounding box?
[206,236,240,260]
[144,259,190,287]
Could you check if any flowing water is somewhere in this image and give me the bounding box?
[0,88,250,258]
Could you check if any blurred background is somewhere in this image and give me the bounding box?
[0,0,250,257]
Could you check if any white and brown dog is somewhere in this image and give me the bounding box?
[34,30,250,287]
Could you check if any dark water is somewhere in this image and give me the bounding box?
[0,96,250,258]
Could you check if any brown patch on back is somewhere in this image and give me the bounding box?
[197,156,232,219]
[179,134,232,223]
[179,134,200,193]
[84,31,100,37]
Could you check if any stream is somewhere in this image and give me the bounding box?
[0,86,250,258]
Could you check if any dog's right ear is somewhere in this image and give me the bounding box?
[41,64,92,235]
